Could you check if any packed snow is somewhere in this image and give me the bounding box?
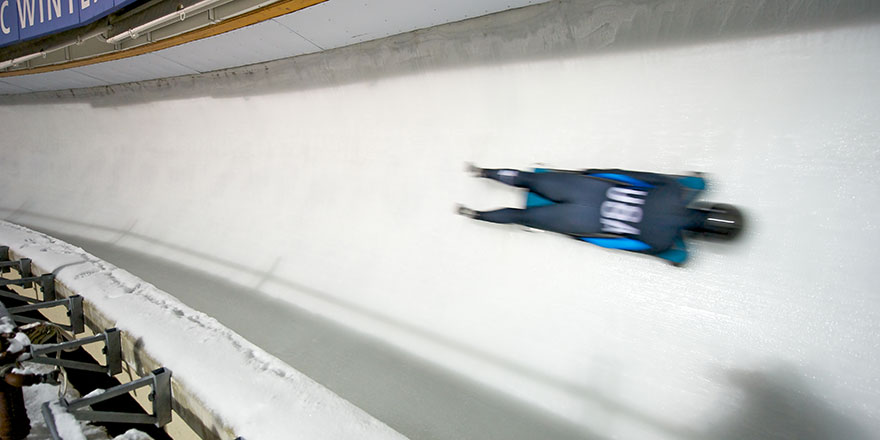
[19,363,152,440]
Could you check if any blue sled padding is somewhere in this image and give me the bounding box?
[526,168,556,207]
[580,237,652,251]
[526,192,555,207]
[654,237,688,264]
[677,175,706,191]
[655,248,688,264]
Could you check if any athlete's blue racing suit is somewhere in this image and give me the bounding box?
[471,168,708,265]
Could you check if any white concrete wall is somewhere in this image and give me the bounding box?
[2,1,879,438]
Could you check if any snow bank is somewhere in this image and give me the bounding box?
[1,221,406,440]
[21,363,142,440]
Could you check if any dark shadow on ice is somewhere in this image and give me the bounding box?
[703,365,871,440]
[2,0,879,106]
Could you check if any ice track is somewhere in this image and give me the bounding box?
[1,1,879,439]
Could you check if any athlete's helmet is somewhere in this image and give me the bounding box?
[687,202,744,240]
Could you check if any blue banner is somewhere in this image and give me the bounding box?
[0,0,20,47]
[0,0,138,49]
[17,0,81,41]
[79,0,114,23]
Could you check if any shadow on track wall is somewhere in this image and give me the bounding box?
[2,0,880,107]
[703,365,872,440]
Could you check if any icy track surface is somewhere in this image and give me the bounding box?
[0,222,405,440]
[2,2,880,440]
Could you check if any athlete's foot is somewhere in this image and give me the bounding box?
[464,162,485,177]
[456,205,479,218]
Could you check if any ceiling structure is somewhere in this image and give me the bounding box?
[0,0,550,95]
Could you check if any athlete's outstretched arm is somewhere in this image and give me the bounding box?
[582,168,677,186]
[583,168,706,203]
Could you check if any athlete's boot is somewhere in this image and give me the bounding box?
[456,205,479,218]
[464,162,486,178]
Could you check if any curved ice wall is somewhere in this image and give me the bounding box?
[2,1,880,438]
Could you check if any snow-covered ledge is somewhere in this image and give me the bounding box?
[0,221,407,440]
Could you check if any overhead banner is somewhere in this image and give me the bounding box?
[0,0,137,49]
